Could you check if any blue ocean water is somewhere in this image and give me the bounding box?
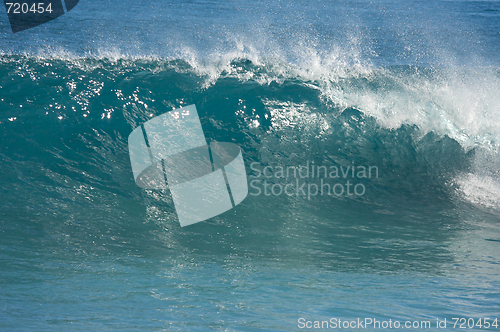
[1,0,500,331]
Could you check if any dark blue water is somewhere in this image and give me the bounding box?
[1,1,500,331]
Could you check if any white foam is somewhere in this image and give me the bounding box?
[455,173,500,209]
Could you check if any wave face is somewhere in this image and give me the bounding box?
[1,54,499,262]
[1,0,500,329]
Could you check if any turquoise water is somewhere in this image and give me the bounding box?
[1,1,500,331]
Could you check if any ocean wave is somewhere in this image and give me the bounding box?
[1,54,499,215]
